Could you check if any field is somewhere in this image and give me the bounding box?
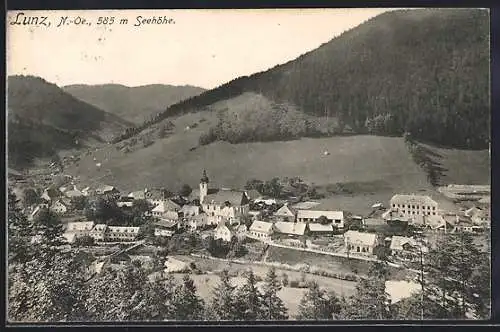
[170,254,357,318]
[61,98,489,216]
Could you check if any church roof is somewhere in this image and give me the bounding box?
[203,189,247,206]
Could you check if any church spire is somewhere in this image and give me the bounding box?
[201,169,209,184]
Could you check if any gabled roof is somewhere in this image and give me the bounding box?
[245,189,262,201]
[308,223,334,232]
[249,220,273,233]
[344,230,378,246]
[274,221,306,235]
[203,190,247,206]
[155,219,178,228]
[180,205,200,216]
[128,190,146,199]
[390,194,437,206]
[151,200,180,213]
[297,210,344,220]
[97,185,118,193]
[274,204,296,217]
[389,236,418,251]
[65,189,83,198]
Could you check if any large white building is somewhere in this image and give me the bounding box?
[199,170,250,225]
[389,194,439,219]
[296,210,344,228]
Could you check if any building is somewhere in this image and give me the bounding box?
[389,236,427,259]
[412,214,448,232]
[41,187,61,202]
[274,204,297,222]
[344,230,379,254]
[214,223,234,242]
[308,223,334,235]
[245,189,262,202]
[151,201,180,220]
[106,226,140,242]
[66,221,95,236]
[117,196,135,208]
[234,224,248,241]
[180,205,200,218]
[50,199,69,214]
[154,228,175,237]
[89,224,107,242]
[296,210,344,228]
[199,170,250,225]
[248,220,274,241]
[274,221,307,237]
[64,186,84,199]
[465,206,490,226]
[96,185,120,197]
[389,194,439,220]
[183,213,209,231]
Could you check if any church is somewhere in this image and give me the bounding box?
[196,170,250,225]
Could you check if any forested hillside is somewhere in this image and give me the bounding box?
[64,83,205,124]
[118,8,489,149]
[7,75,132,168]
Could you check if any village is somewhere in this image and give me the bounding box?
[10,167,491,271]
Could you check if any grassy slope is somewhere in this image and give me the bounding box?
[64,83,205,124]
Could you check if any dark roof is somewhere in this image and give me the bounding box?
[201,169,209,183]
[155,219,178,228]
[203,190,247,206]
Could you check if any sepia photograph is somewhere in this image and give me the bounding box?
[6,8,491,323]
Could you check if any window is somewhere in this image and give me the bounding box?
[433,212,436,215]
[433,207,436,210]
[392,204,396,208]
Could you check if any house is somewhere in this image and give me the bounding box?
[344,230,379,254]
[63,232,77,244]
[154,228,175,237]
[234,224,248,241]
[96,185,120,197]
[117,196,135,208]
[389,194,439,220]
[274,221,307,237]
[308,223,334,235]
[248,220,274,241]
[296,210,344,228]
[89,224,107,242]
[66,221,95,236]
[214,223,234,242]
[64,186,84,199]
[183,213,208,231]
[291,201,321,210]
[180,205,200,218]
[144,188,173,207]
[389,236,427,259]
[106,226,140,242]
[199,170,250,225]
[151,201,180,220]
[412,214,448,232]
[254,198,278,206]
[50,199,69,214]
[128,190,146,200]
[273,204,297,222]
[154,218,179,232]
[465,207,490,226]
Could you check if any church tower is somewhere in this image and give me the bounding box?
[200,169,209,204]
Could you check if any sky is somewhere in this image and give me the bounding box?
[7,9,394,89]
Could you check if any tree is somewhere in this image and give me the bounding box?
[260,267,288,320]
[340,261,393,320]
[296,281,340,320]
[23,188,39,207]
[179,184,192,198]
[84,196,123,224]
[73,235,95,247]
[9,251,87,322]
[234,269,263,320]
[171,274,205,320]
[70,196,88,211]
[8,189,34,264]
[210,269,238,320]
[317,215,329,225]
[34,207,66,252]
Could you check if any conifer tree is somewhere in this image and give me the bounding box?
[210,269,238,320]
[172,274,205,320]
[260,267,288,320]
[296,281,339,320]
[234,269,263,320]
